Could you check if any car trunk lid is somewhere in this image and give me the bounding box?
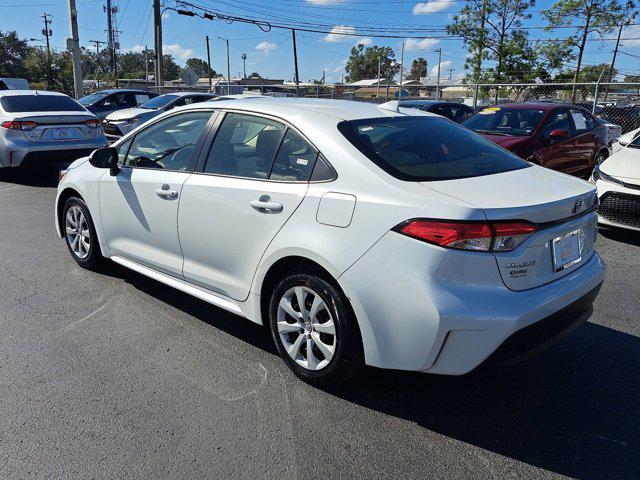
[420,166,599,290]
[11,111,100,143]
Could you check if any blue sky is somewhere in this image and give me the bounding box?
[2,0,639,82]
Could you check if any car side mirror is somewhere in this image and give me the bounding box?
[89,147,120,176]
[549,129,570,140]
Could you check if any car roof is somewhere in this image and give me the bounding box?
[92,89,153,95]
[183,97,435,122]
[485,103,584,112]
[0,89,68,97]
[400,99,468,107]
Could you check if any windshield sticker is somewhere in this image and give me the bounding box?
[479,107,500,115]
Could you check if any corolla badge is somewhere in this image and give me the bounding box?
[572,199,582,214]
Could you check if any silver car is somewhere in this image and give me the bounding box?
[102,92,217,140]
[0,90,108,168]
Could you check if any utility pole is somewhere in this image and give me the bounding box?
[399,41,405,98]
[241,53,247,80]
[67,0,83,99]
[206,36,212,92]
[291,29,300,97]
[604,19,628,102]
[104,0,119,85]
[435,48,442,99]
[89,40,106,89]
[376,56,381,98]
[153,0,164,90]
[218,37,231,95]
[447,68,455,81]
[41,13,53,90]
[144,45,149,89]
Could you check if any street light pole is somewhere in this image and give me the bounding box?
[241,53,247,80]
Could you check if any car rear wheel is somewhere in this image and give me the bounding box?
[63,197,104,270]
[268,271,363,387]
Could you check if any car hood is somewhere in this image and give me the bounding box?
[618,127,640,146]
[478,133,529,150]
[600,147,640,180]
[105,107,154,121]
[420,165,596,223]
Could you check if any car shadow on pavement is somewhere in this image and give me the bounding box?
[598,227,640,247]
[95,261,639,479]
[333,323,640,479]
[0,166,65,188]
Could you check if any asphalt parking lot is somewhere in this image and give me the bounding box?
[1,167,639,480]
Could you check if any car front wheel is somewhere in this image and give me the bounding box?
[62,197,104,270]
[268,271,363,387]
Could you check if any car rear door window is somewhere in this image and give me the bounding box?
[204,113,286,179]
[123,111,212,171]
[570,109,595,133]
[270,129,319,182]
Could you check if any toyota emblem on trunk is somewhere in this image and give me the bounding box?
[572,200,582,214]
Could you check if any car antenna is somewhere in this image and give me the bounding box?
[378,100,401,113]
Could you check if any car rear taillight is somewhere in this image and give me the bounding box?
[1,120,38,131]
[395,219,536,252]
[84,119,101,129]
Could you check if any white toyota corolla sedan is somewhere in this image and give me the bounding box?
[55,98,605,385]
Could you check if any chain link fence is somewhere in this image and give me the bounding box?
[137,80,640,134]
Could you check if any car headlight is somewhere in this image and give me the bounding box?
[592,166,624,186]
[126,117,141,125]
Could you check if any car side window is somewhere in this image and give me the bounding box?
[570,109,595,134]
[134,94,150,105]
[204,112,286,179]
[123,111,212,171]
[116,138,133,165]
[270,129,319,182]
[543,110,571,138]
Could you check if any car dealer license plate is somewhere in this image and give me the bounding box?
[52,128,75,140]
[552,229,582,271]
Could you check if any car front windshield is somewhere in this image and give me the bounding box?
[338,116,530,181]
[139,95,178,109]
[463,107,545,136]
[78,92,109,106]
[629,134,640,148]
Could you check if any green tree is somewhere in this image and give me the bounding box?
[162,54,181,81]
[448,0,538,84]
[0,30,30,78]
[345,44,399,83]
[186,57,216,77]
[543,0,634,98]
[407,57,428,81]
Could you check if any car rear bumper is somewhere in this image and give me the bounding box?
[1,137,108,167]
[339,231,606,375]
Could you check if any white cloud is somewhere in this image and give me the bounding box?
[127,45,145,54]
[256,41,277,54]
[413,0,452,14]
[323,25,356,42]
[332,65,344,73]
[161,11,170,20]
[431,60,452,75]
[355,37,373,46]
[623,24,640,47]
[163,44,193,60]
[404,38,439,51]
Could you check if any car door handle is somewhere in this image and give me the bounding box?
[155,184,178,199]
[250,198,283,213]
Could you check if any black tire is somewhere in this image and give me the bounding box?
[594,151,608,166]
[268,270,363,387]
[62,197,104,270]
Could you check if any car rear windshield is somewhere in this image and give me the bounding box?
[78,92,108,106]
[338,116,530,181]
[1,95,85,113]
[140,94,178,109]
[463,107,545,136]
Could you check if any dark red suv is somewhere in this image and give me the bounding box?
[462,103,610,178]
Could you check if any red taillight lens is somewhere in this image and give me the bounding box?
[84,119,101,129]
[1,120,38,131]
[396,219,536,252]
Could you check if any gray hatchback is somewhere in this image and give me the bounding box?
[0,90,108,168]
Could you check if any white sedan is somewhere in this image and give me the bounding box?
[592,130,640,231]
[55,98,605,385]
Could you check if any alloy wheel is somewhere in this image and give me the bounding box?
[276,286,337,371]
[65,205,90,260]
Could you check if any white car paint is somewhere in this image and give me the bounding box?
[56,98,605,375]
[593,132,640,231]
